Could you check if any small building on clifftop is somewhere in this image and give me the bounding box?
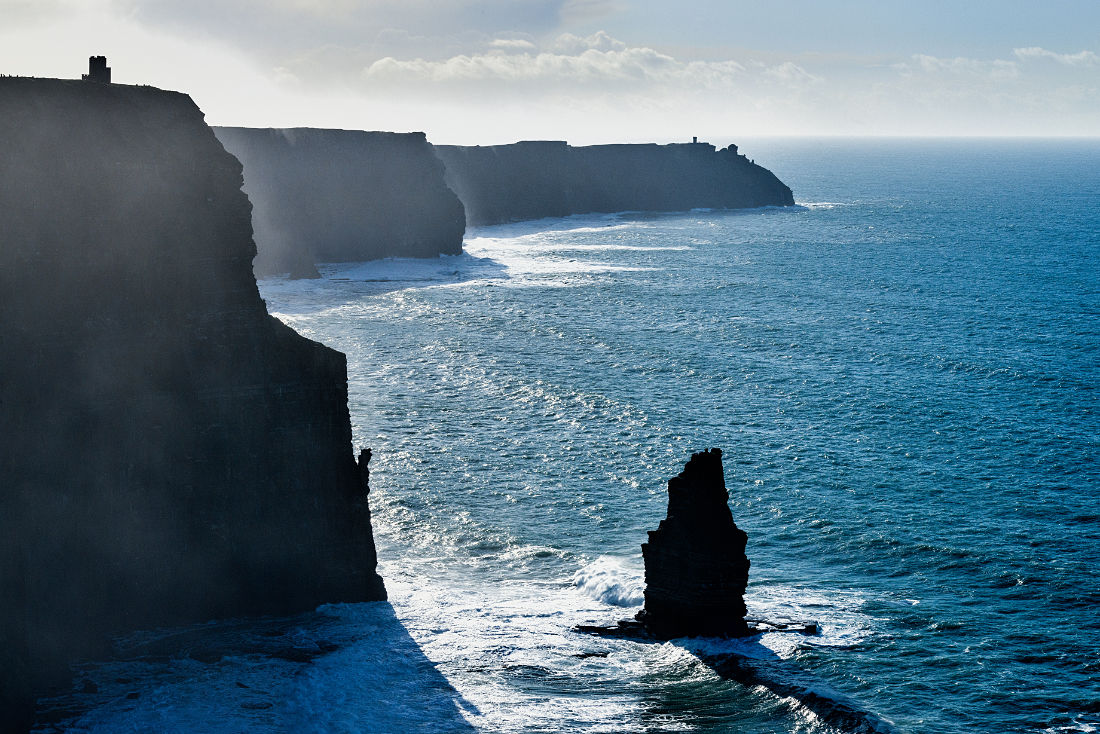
[81,56,111,84]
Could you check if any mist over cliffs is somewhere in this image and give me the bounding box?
[0,79,384,730]
[215,130,795,277]
[214,127,466,277]
[437,140,795,226]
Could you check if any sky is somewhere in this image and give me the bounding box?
[2,0,1098,144]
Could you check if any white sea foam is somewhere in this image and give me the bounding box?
[465,213,647,240]
[572,556,645,607]
[491,243,692,253]
[747,584,874,657]
[382,573,654,733]
[1043,722,1099,734]
[462,239,656,278]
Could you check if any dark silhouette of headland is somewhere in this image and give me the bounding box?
[0,66,385,732]
[214,127,466,277]
[436,139,795,226]
[214,129,795,278]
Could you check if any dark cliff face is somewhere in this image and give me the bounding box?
[214,127,466,278]
[0,78,384,730]
[638,449,751,639]
[435,140,795,226]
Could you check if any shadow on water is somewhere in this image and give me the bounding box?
[682,639,897,734]
[579,624,894,734]
[33,601,478,734]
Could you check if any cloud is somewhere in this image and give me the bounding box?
[363,45,677,90]
[910,54,1019,80]
[760,61,821,85]
[342,32,845,141]
[360,32,827,98]
[1013,46,1100,66]
[3,1,1098,140]
[1,0,116,24]
[116,0,594,60]
[551,30,626,54]
[490,38,538,53]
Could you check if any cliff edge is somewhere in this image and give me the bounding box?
[214,127,466,278]
[0,78,385,731]
[435,140,795,226]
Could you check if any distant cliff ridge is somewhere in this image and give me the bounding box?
[214,131,792,276]
[214,127,466,277]
[0,79,384,731]
[435,140,795,226]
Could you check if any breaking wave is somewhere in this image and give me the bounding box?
[572,557,645,607]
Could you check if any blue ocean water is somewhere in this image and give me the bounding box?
[38,140,1099,734]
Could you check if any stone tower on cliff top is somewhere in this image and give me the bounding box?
[82,56,111,84]
[637,448,751,638]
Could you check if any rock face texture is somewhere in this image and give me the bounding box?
[637,449,751,638]
[0,78,385,731]
[435,140,795,226]
[214,127,466,277]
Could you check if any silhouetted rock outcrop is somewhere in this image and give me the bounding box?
[214,127,466,277]
[0,78,385,732]
[435,140,794,226]
[637,449,751,638]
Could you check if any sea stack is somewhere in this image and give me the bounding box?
[637,449,751,638]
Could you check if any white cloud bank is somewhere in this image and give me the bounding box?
[339,36,1097,140]
[0,3,1096,141]
[1013,46,1100,66]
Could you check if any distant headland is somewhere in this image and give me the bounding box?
[214,127,466,278]
[215,128,795,278]
[436,139,795,226]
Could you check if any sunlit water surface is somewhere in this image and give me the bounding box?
[37,140,1099,734]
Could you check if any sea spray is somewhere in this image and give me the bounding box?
[573,557,645,607]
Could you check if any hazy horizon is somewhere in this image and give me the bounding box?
[2,1,1098,145]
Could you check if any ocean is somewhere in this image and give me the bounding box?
[35,139,1100,733]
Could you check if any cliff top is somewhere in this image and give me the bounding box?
[216,126,429,142]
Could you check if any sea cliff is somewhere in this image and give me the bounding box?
[435,140,795,226]
[0,78,385,731]
[214,131,794,275]
[214,127,466,277]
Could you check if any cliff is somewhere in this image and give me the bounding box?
[435,140,795,226]
[637,449,751,638]
[214,127,466,277]
[0,78,385,731]
[211,131,792,274]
